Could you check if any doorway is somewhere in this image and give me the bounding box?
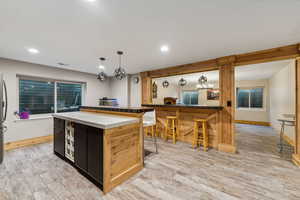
[234,59,296,160]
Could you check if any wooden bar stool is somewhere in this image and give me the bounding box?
[165,116,178,144]
[193,119,209,151]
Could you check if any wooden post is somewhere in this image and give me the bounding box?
[293,57,300,166]
[217,56,236,153]
[140,72,152,104]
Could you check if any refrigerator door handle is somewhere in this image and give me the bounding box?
[3,80,7,122]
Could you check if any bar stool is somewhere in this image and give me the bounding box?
[165,116,178,144]
[193,119,209,151]
[143,111,158,154]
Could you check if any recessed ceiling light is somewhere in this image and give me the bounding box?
[160,45,169,53]
[27,48,39,54]
[98,65,105,70]
[86,0,96,2]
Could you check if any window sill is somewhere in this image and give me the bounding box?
[236,108,265,112]
[14,115,53,122]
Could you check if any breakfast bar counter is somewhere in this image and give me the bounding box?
[142,104,223,149]
[53,106,153,194]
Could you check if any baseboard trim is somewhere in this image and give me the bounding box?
[218,144,237,153]
[4,135,53,151]
[235,120,270,126]
[292,154,300,167]
[282,134,295,147]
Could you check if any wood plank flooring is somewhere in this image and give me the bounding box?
[1,124,300,200]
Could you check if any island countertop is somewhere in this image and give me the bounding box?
[53,111,139,129]
[142,104,223,110]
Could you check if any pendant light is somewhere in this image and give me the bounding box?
[197,75,210,89]
[178,78,187,87]
[162,80,169,88]
[114,51,127,80]
[97,57,107,82]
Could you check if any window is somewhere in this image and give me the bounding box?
[236,87,263,109]
[182,91,198,105]
[57,83,82,113]
[19,80,55,114]
[19,78,84,115]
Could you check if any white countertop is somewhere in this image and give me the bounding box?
[53,112,139,129]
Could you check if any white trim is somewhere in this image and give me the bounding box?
[14,115,53,122]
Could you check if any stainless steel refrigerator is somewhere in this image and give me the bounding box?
[0,73,8,164]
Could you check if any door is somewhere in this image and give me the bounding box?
[87,126,103,183]
[74,123,88,171]
[54,118,65,156]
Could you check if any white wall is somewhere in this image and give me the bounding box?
[152,80,179,104]
[0,58,110,143]
[108,76,129,107]
[235,80,270,122]
[129,74,141,107]
[269,60,295,140]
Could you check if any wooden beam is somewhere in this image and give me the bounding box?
[140,72,152,104]
[146,59,218,78]
[235,44,299,66]
[293,57,300,167]
[218,61,236,153]
[142,43,300,78]
[4,135,53,151]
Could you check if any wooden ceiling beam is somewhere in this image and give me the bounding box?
[142,43,300,78]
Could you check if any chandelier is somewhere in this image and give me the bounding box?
[196,75,211,89]
[178,78,187,87]
[114,51,127,80]
[97,57,107,82]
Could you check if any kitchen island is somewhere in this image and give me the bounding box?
[142,104,223,149]
[53,106,153,194]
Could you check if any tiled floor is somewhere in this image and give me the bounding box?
[1,124,300,200]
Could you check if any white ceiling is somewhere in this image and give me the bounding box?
[235,59,293,81]
[0,0,300,75]
[154,59,293,84]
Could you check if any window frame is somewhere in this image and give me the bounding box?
[236,86,265,111]
[17,75,86,116]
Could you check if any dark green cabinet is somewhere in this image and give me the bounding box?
[54,118,65,156]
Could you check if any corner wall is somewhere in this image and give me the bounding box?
[269,60,295,141]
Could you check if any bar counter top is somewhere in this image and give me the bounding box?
[80,106,154,113]
[142,104,223,110]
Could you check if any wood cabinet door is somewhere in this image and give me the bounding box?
[74,123,88,172]
[54,118,65,156]
[87,126,103,184]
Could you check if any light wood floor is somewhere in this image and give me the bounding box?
[1,124,300,200]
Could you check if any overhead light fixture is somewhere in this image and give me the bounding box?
[114,51,127,80]
[197,75,212,89]
[98,65,105,70]
[27,48,39,54]
[160,45,169,53]
[162,80,169,88]
[86,0,96,2]
[97,57,107,82]
[178,78,187,87]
